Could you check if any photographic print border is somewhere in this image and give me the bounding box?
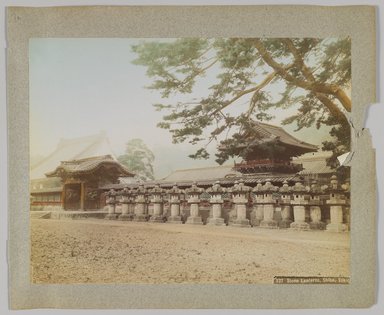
[7,5,376,309]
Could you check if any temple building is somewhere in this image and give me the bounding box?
[29,124,351,232]
[30,123,337,212]
[30,132,134,211]
[31,155,134,211]
[218,121,318,174]
[45,155,133,210]
[30,131,115,180]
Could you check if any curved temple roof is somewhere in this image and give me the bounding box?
[251,122,318,151]
[30,131,116,179]
[218,121,318,160]
[45,155,134,178]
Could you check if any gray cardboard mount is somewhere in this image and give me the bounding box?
[7,5,376,309]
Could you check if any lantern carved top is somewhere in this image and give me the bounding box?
[279,180,292,194]
[136,184,148,195]
[309,180,323,195]
[105,189,117,204]
[291,180,308,193]
[150,184,165,195]
[252,180,264,193]
[185,182,204,195]
[326,174,344,193]
[168,184,184,195]
[120,187,129,196]
[120,187,135,196]
[106,189,117,197]
[230,179,251,194]
[207,181,226,193]
[262,180,279,193]
[342,179,351,194]
[119,187,135,202]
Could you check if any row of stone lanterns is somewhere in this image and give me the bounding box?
[104,175,350,232]
[105,184,189,224]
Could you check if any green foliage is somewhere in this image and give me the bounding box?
[281,95,323,130]
[322,120,351,168]
[132,38,351,166]
[117,139,155,181]
[316,38,351,87]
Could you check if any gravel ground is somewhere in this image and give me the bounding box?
[31,218,350,284]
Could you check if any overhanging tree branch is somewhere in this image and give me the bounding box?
[178,58,219,89]
[209,69,281,117]
[282,39,316,81]
[282,39,349,124]
[132,38,352,164]
[253,39,351,112]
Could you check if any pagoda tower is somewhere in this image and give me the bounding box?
[218,121,318,175]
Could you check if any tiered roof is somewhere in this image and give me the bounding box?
[219,121,318,161]
[251,122,318,152]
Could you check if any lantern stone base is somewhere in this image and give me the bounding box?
[326,223,348,232]
[105,213,119,220]
[167,216,182,224]
[231,219,251,228]
[186,216,203,225]
[290,221,310,230]
[149,215,165,223]
[207,217,225,226]
[279,219,293,228]
[133,214,148,222]
[260,220,278,229]
[310,221,326,230]
[118,214,134,221]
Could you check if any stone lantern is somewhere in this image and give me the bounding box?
[149,184,165,223]
[308,180,326,230]
[206,181,226,226]
[326,175,348,232]
[251,181,264,226]
[133,184,148,222]
[279,180,293,228]
[290,180,310,230]
[118,187,135,221]
[185,182,204,225]
[105,189,119,220]
[229,179,251,227]
[167,184,184,224]
[260,180,279,228]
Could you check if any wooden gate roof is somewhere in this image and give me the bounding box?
[45,155,134,178]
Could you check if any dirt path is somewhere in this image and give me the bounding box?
[30,219,350,284]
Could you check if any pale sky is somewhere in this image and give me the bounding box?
[30,38,332,179]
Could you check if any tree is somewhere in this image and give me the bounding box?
[118,139,155,181]
[132,38,351,166]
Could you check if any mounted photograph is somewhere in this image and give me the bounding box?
[29,37,352,285]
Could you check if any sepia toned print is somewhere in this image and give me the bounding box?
[7,5,377,309]
[30,37,351,284]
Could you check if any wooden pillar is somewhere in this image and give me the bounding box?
[80,182,85,210]
[61,185,66,210]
